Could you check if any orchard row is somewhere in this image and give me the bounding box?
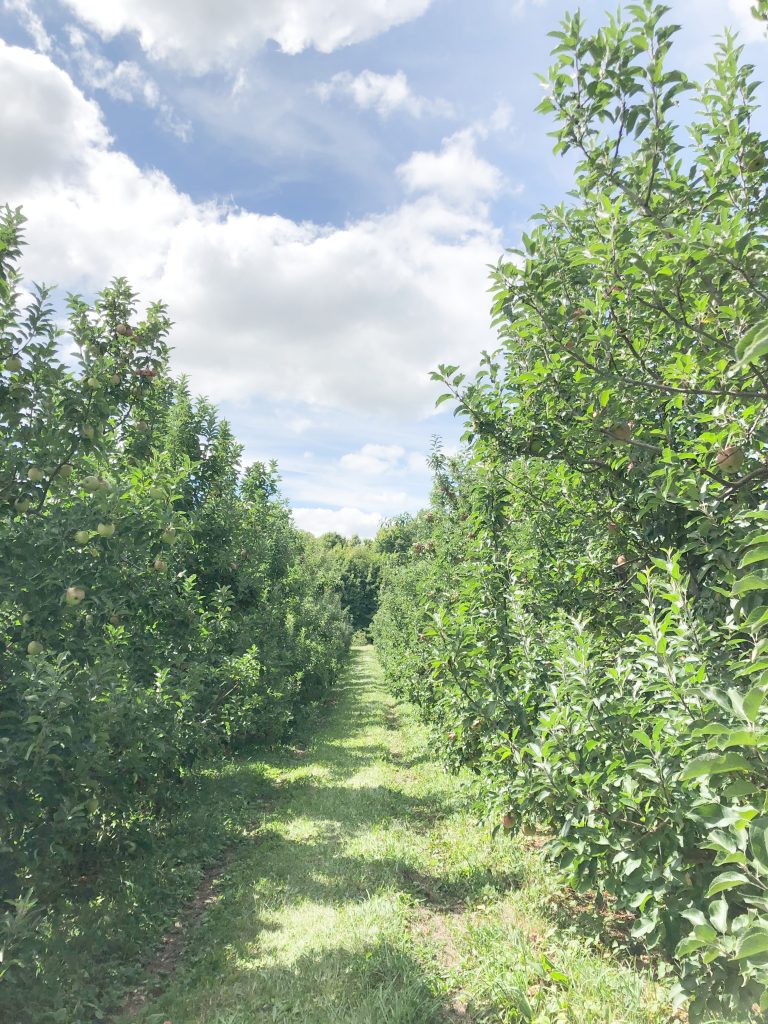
[374,7,768,1022]
[0,205,352,1008]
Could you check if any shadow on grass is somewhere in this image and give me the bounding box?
[158,934,450,1024]
[3,649,510,1023]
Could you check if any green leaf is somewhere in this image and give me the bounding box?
[740,545,768,569]
[733,572,768,596]
[749,817,768,873]
[708,899,729,934]
[680,752,753,781]
[735,316,768,369]
[743,686,766,724]
[705,871,751,897]
[735,926,768,960]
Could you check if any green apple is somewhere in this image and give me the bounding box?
[5,355,22,372]
[65,586,87,606]
[14,498,31,513]
[27,466,45,482]
[27,640,44,656]
[97,522,115,538]
[715,445,744,474]
[153,557,168,572]
[74,530,91,544]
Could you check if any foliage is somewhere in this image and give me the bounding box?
[374,4,768,1019]
[0,206,351,1008]
[121,649,673,1024]
[319,532,382,636]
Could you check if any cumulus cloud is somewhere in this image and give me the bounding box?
[61,0,434,71]
[340,444,406,474]
[292,506,382,538]
[0,41,109,189]
[0,40,502,419]
[313,69,453,119]
[397,127,506,205]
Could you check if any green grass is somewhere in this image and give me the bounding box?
[115,647,680,1024]
[14,646,744,1022]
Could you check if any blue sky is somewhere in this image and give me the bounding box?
[1,0,766,536]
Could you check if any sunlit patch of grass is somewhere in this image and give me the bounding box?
[17,647,741,1022]
[121,649,692,1024]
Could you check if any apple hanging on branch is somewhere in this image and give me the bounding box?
[64,586,87,606]
[714,445,744,474]
[607,420,634,443]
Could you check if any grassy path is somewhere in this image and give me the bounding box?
[124,647,675,1024]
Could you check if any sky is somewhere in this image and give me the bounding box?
[1,0,766,537]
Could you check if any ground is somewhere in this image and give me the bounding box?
[119,646,677,1024]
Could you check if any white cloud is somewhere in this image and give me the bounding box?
[66,27,156,104]
[0,41,501,419]
[292,506,382,538]
[728,0,768,41]
[313,69,453,119]
[0,41,109,189]
[288,417,313,435]
[340,444,406,474]
[397,127,506,205]
[3,0,51,52]
[61,0,434,71]
[406,452,427,472]
[66,27,191,140]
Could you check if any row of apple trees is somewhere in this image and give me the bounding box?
[0,206,352,986]
[374,4,768,1020]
